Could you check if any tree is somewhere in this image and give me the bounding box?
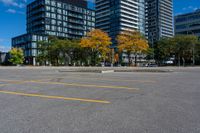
[36,40,51,65]
[80,29,112,66]
[155,35,199,66]
[145,48,155,60]
[173,35,199,66]
[196,41,200,65]
[154,37,176,65]
[50,38,81,66]
[9,48,24,65]
[37,36,83,66]
[116,30,149,66]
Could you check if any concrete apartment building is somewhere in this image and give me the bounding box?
[0,51,9,65]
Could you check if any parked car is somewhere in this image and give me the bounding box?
[146,63,158,67]
[164,60,174,64]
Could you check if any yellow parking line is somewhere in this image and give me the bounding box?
[0,90,110,104]
[0,84,7,86]
[28,80,139,90]
[0,79,27,84]
[0,79,140,91]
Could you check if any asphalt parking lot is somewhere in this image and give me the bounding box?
[0,67,200,133]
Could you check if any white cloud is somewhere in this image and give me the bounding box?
[6,8,16,13]
[0,0,26,8]
[0,45,11,52]
[0,39,11,52]
[182,5,200,11]
[6,8,25,14]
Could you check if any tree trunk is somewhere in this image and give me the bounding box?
[178,54,181,67]
[128,52,131,66]
[57,57,59,66]
[64,53,68,66]
[182,57,185,67]
[93,52,96,66]
[91,49,96,66]
[135,53,137,67]
[103,57,106,67]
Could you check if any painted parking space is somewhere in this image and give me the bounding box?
[0,79,140,91]
[0,90,110,104]
[0,78,139,104]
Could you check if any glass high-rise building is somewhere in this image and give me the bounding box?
[26,0,95,38]
[12,0,95,65]
[95,0,146,46]
[96,0,173,47]
[146,0,174,46]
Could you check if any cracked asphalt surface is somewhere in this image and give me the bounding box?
[0,67,200,133]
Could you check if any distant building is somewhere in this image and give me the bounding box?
[0,51,9,65]
[12,34,48,65]
[95,0,146,46]
[27,0,95,38]
[95,0,173,47]
[12,0,95,65]
[175,9,200,37]
[146,0,174,46]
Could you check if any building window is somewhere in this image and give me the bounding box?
[63,22,67,27]
[51,26,56,30]
[51,1,56,6]
[32,42,37,48]
[57,14,62,20]
[57,9,62,14]
[51,13,56,19]
[51,19,56,25]
[46,12,51,18]
[63,10,67,15]
[32,35,37,41]
[45,0,50,5]
[57,21,62,26]
[64,28,69,32]
[57,2,62,8]
[45,25,50,30]
[51,7,55,12]
[58,27,62,32]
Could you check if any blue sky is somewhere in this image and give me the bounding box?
[0,0,200,52]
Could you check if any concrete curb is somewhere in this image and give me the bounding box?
[101,70,114,73]
[58,69,173,73]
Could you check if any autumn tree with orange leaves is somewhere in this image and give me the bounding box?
[116,30,149,66]
[80,29,112,66]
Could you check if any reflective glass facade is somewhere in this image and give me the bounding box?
[27,0,95,39]
[175,9,200,37]
[12,34,48,65]
[146,0,174,46]
[96,0,146,46]
[12,0,95,65]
